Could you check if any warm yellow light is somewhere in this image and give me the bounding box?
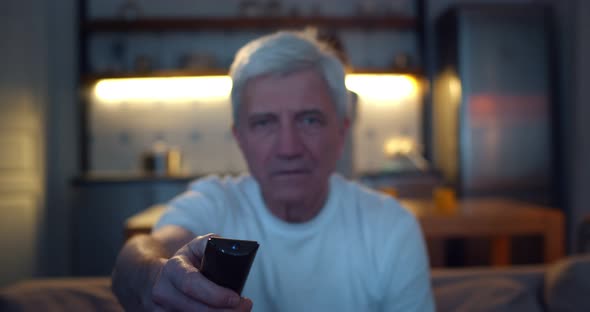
[94,76,232,102]
[447,73,462,102]
[93,74,420,103]
[345,74,419,101]
[383,137,416,157]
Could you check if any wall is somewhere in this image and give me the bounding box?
[570,0,590,251]
[0,0,48,286]
[41,0,78,276]
[0,0,78,285]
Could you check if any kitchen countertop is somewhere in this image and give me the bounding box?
[71,172,207,185]
[72,170,443,191]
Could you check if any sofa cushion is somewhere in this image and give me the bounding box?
[435,277,543,312]
[431,266,545,291]
[545,254,590,312]
[0,277,122,312]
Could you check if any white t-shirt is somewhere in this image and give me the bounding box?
[154,173,435,312]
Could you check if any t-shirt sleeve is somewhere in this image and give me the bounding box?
[380,206,435,312]
[152,176,228,236]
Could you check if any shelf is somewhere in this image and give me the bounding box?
[82,69,229,83]
[85,16,416,33]
[348,67,423,76]
[82,67,423,83]
[72,171,246,185]
[72,173,199,185]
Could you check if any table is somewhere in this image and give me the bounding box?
[124,204,168,240]
[125,198,565,267]
[401,198,565,266]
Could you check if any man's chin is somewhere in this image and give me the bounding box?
[264,186,310,204]
[258,173,318,201]
[272,171,312,181]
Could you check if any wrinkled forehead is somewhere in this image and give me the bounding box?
[240,69,336,115]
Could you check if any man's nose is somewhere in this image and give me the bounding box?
[276,123,304,159]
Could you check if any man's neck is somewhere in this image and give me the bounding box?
[262,185,330,223]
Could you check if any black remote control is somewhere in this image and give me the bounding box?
[200,237,259,295]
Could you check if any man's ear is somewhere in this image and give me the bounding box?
[232,123,244,150]
[232,123,238,140]
[337,117,351,152]
[339,118,351,138]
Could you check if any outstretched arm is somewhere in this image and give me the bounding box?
[111,226,252,311]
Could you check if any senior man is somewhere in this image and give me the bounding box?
[112,31,434,312]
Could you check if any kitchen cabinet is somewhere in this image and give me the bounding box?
[72,175,192,275]
[80,15,423,80]
[77,0,428,172]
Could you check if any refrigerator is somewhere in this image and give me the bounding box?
[432,4,558,205]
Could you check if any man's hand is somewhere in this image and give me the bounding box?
[151,234,253,311]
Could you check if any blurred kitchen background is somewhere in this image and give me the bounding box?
[0,0,589,286]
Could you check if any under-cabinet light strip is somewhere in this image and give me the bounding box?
[93,74,420,103]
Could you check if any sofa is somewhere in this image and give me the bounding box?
[1,255,589,312]
[431,255,590,311]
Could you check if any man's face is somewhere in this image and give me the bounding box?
[233,69,349,205]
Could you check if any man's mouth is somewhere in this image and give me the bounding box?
[273,169,311,176]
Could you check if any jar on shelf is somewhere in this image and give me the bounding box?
[117,0,143,20]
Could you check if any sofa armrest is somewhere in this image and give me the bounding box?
[0,277,121,312]
[431,266,547,312]
[432,265,546,290]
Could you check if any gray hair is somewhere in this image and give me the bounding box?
[229,31,349,124]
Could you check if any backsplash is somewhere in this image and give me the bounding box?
[89,95,247,174]
[89,89,422,175]
[353,92,423,173]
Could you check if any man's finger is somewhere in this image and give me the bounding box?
[168,261,242,309]
[174,233,217,265]
[152,279,214,312]
[152,304,166,312]
[216,297,253,312]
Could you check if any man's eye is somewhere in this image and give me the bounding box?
[251,118,273,129]
[302,116,319,124]
[299,115,324,127]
